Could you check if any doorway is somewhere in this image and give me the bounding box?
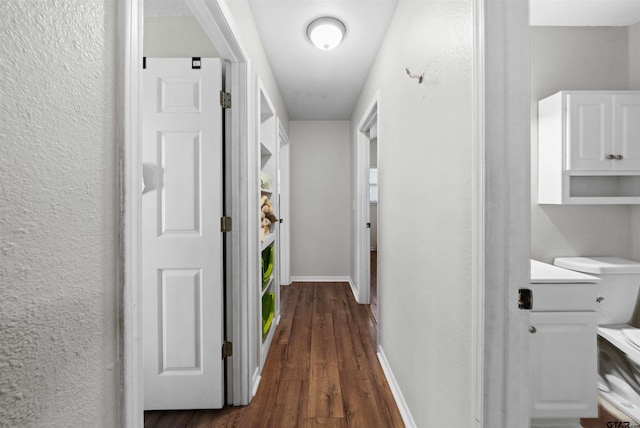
[356,94,379,327]
[120,0,253,424]
[121,0,532,426]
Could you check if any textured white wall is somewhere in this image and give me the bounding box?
[350,0,473,425]
[0,1,118,427]
[290,121,351,278]
[144,16,219,58]
[530,27,634,263]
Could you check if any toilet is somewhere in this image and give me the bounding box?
[554,256,640,422]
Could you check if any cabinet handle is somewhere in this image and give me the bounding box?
[606,154,616,160]
[596,296,605,303]
[616,155,624,160]
[529,326,537,334]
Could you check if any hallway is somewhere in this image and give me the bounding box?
[144,283,404,427]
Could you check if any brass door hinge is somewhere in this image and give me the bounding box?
[220,216,232,232]
[220,91,232,109]
[222,341,233,359]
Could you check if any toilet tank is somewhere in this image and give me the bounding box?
[554,257,640,325]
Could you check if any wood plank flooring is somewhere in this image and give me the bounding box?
[144,282,404,428]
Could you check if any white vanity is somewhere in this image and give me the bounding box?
[529,260,601,428]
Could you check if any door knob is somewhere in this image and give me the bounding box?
[529,326,537,334]
[616,155,624,160]
[607,154,616,160]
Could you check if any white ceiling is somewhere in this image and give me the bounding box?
[143,0,640,119]
[530,0,640,26]
[248,0,398,120]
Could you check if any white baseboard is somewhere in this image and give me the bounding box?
[290,276,352,283]
[377,347,417,428]
[251,367,261,398]
[348,278,358,301]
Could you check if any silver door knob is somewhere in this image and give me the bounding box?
[529,326,537,334]
[607,154,616,160]
[616,155,624,160]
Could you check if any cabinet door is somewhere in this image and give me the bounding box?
[530,311,597,419]
[613,93,640,170]
[566,93,613,170]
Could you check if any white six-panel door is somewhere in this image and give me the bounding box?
[142,58,224,410]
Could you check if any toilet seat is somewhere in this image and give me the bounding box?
[599,325,640,365]
[622,328,640,352]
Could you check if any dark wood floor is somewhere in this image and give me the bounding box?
[144,282,404,428]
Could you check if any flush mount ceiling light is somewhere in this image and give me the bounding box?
[306,17,346,51]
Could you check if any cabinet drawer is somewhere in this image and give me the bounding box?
[529,283,597,311]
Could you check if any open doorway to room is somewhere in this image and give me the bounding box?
[356,95,379,328]
[367,122,379,324]
[122,0,254,424]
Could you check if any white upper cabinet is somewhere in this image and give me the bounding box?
[565,92,640,171]
[613,93,640,170]
[538,91,640,204]
[566,93,612,170]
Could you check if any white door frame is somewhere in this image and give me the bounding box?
[476,0,531,426]
[119,0,253,425]
[355,92,379,305]
[277,119,291,286]
[119,0,530,426]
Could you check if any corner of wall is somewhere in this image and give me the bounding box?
[629,22,640,89]
[632,207,640,261]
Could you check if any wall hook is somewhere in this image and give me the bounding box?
[405,68,424,84]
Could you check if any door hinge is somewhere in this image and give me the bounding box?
[220,91,232,109]
[220,216,232,232]
[192,57,201,69]
[366,222,371,229]
[518,288,533,310]
[222,341,233,359]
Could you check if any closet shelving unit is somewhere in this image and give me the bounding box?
[257,78,279,370]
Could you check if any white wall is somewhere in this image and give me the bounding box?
[630,23,640,262]
[530,27,635,262]
[350,0,473,425]
[144,16,219,57]
[290,121,351,278]
[0,1,118,426]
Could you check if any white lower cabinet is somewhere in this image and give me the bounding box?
[530,311,598,427]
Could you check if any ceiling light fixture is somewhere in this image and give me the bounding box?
[306,17,346,51]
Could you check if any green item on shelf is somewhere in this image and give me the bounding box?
[262,292,275,337]
[262,246,274,285]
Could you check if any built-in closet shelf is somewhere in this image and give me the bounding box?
[260,313,277,366]
[261,276,274,296]
[261,111,274,123]
[260,142,273,157]
[257,76,279,371]
[261,234,275,251]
